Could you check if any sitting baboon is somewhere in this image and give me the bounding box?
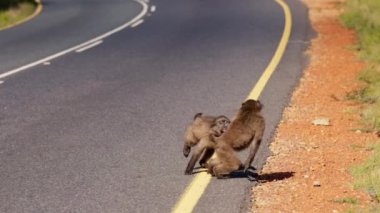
[208,99,265,178]
[183,113,230,175]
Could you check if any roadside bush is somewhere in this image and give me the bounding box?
[342,0,380,210]
[0,0,35,10]
[350,142,380,202]
[342,0,380,130]
[341,0,380,63]
[0,0,37,29]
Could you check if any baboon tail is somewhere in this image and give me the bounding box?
[193,113,203,120]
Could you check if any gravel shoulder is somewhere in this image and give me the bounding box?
[252,0,377,212]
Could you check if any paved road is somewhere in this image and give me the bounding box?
[0,0,313,212]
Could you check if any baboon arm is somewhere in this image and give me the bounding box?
[199,148,214,167]
[243,138,262,172]
[184,139,208,175]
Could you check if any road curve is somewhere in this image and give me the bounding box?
[0,0,144,74]
[0,0,313,212]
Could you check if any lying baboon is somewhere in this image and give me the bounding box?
[183,113,230,175]
[208,99,265,178]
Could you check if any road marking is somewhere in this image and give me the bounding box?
[246,0,292,100]
[131,19,144,28]
[171,0,292,212]
[151,5,156,13]
[0,81,4,84]
[75,40,103,53]
[0,0,149,80]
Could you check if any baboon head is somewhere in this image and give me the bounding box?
[241,99,263,112]
[211,116,231,137]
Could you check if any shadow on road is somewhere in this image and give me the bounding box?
[254,171,295,183]
[190,167,294,182]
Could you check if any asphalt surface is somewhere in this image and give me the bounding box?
[0,0,313,212]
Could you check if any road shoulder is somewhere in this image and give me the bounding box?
[252,0,376,212]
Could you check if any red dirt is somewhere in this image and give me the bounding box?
[252,0,377,212]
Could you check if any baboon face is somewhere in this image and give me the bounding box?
[241,99,263,112]
[211,116,230,137]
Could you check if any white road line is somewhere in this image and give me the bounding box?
[0,0,149,80]
[150,5,156,13]
[0,81,4,84]
[131,19,144,28]
[75,40,103,53]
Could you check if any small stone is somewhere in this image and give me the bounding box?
[332,210,339,213]
[355,130,362,134]
[312,118,330,126]
[313,180,321,187]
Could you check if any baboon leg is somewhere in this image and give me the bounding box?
[184,139,208,175]
[207,158,217,175]
[243,138,262,172]
[199,148,214,168]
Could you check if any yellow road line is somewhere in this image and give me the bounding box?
[172,0,292,212]
[247,0,292,100]
[0,0,43,31]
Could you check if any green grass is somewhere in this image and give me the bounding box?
[341,0,380,63]
[0,0,36,10]
[0,1,36,30]
[331,197,359,205]
[347,206,380,213]
[341,0,380,131]
[350,141,380,202]
[341,0,380,211]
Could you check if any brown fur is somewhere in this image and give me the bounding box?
[208,99,265,178]
[183,113,230,175]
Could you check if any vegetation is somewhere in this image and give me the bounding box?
[341,0,380,211]
[341,0,380,130]
[331,197,359,205]
[350,142,380,201]
[0,0,35,10]
[0,0,37,30]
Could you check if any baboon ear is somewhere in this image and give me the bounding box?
[193,113,203,120]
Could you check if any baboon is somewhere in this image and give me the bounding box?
[183,113,230,175]
[208,99,265,178]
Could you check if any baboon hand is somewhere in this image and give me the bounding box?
[184,169,192,175]
[183,146,190,158]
